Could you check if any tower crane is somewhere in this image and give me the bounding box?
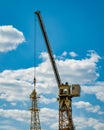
[35,11,80,130]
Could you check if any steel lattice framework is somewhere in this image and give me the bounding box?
[30,83,41,130]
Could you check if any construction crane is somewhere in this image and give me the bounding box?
[35,11,80,130]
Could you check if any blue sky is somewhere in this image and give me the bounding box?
[0,0,104,130]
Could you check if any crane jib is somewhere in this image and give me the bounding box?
[35,11,61,86]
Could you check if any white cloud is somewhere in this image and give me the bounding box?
[62,51,67,56]
[82,82,104,102]
[40,108,58,130]
[87,50,101,62]
[39,52,49,60]
[40,95,56,104]
[36,50,101,93]
[69,51,78,57]
[0,108,104,130]
[0,108,58,130]
[0,25,25,52]
[0,125,18,130]
[11,102,17,106]
[0,50,101,102]
[50,122,58,130]
[57,50,100,84]
[73,101,104,114]
[0,109,30,123]
[0,68,34,101]
[0,50,102,130]
[40,108,58,123]
[74,117,104,130]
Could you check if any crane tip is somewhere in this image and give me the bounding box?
[34,11,40,15]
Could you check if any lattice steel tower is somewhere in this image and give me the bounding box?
[30,78,41,130]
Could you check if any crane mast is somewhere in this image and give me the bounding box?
[35,11,80,130]
[30,78,41,130]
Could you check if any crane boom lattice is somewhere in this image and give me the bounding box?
[30,78,41,130]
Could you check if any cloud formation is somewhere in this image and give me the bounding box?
[0,108,104,130]
[82,82,104,102]
[0,108,58,130]
[0,50,103,130]
[74,117,104,130]
[38,50,100,84]
[0,68,33,101]
[0,109,30,123]
[0,51,101,102]
[69,51,78,57]
[73,101,104,114]
[0,25,25,52]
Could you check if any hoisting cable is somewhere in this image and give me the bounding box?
[33,13,37,88]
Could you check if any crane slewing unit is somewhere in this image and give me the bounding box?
[35,11,80,130]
